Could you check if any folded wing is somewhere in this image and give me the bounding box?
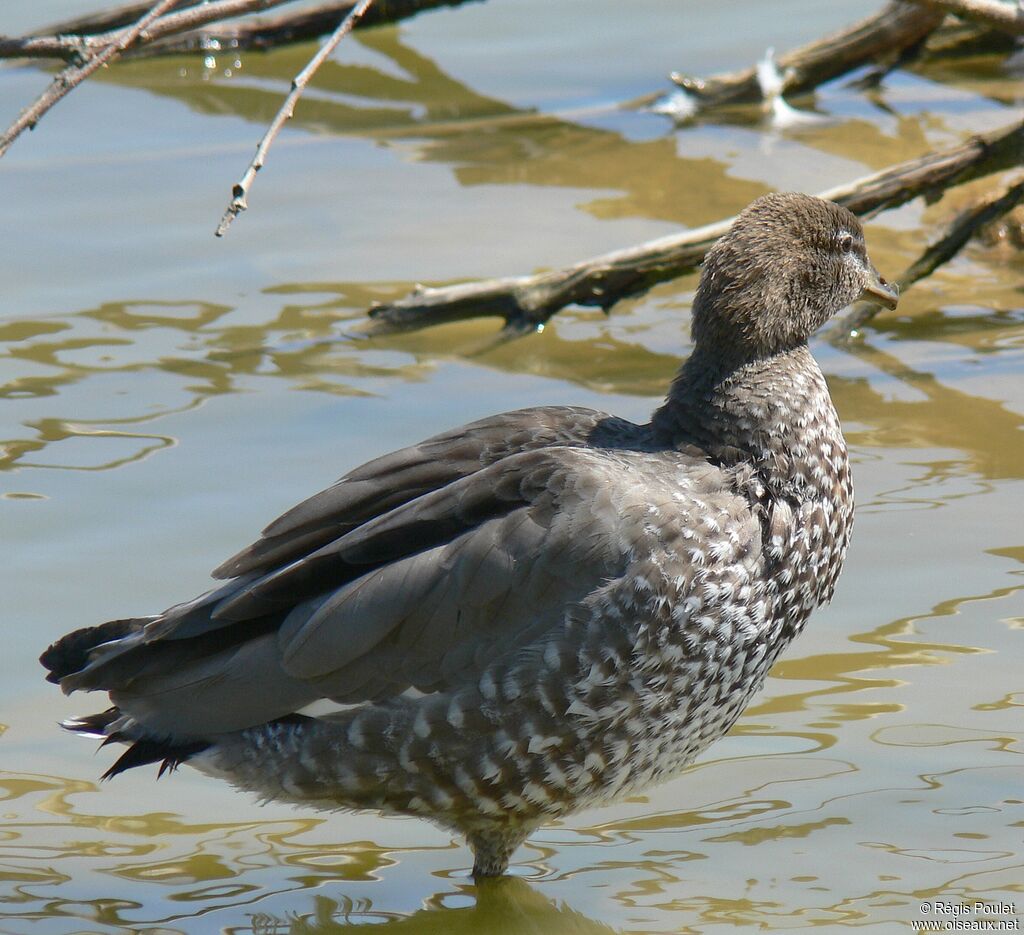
[44,407,740,742]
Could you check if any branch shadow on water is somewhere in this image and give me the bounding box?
[91,26,770,229]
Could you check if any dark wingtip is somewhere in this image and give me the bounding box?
[40,619,142,683]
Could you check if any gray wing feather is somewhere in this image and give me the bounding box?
[279,507,561,685]
[101,447,657,735]
[212,406,630,580]
[58,407,619,698]
[211,446,544,622]
[59,412,741,741]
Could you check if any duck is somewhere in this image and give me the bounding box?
[41,192,898,878]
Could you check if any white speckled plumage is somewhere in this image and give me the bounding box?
[43,193,898,877]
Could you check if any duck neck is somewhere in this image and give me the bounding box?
[652,343,846,502]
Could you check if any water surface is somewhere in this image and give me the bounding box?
[2,1,1022,932]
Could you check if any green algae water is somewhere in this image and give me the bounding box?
[2,1,1022,931]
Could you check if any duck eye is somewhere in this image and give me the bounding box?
[837,232,854,254]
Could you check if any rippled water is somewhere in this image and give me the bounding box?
[2,1,1023,932]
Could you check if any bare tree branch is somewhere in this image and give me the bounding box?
[829,172,1024,339]
[0,0,181,159]
[911,0,1024,35]
[0,0,477,230]
[366,117,1024,333]
[215,0,377,238]
[1,0,479,62]
[40,0,205,36]
[106,0,293,43]
[141,0,478,56]
[669,1,946,112]
[0,0,296,62]
[0,34,88,62]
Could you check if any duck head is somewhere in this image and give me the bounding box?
[691,192,898,364]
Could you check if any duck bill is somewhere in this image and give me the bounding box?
[859,266,899,310]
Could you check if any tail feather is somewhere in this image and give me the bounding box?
[58,702,210,780]
[43,609,291,781]
[61,707,122,738]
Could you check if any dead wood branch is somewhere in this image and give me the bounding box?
[0,0,295,62]
[670,1,946,111]
[893,174,1024,284]
[215,0,376,238]
[911,0,1024,35]
[0,0,181,159]
[2,0,478,62]
[366,117,1024,333]
[369,227,731,334]
[139,0,476,56]
[40,1,204,36]
[146,0,475,55]
[0,0,472,223]
[819,118,1023,215]
[1,0,479,62]
[830,172,1024,339]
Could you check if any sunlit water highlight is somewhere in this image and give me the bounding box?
[2,1,1022,931]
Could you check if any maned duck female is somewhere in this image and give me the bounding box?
[43,192,898,877]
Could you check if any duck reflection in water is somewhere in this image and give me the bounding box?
[248,877,619,935]
[42,193,898,877]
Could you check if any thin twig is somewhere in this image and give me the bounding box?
[0,0,181,159]
[669,0,946,112]
[366,116,1024,333]
[911,0,1024,35]
[828,173,1024,339]
[215,0,377,237]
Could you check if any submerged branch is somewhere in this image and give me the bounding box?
[829,173,1024,339]
[215,0,376,237]
[367,117,1024,333]
[669,1,946,111]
